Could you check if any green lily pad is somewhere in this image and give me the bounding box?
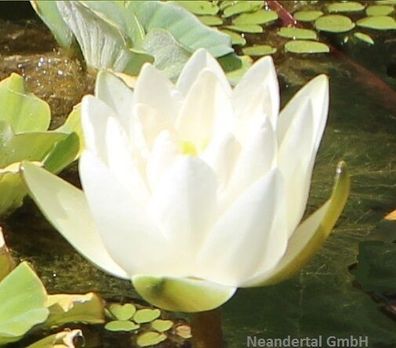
[293,10,324,22]
[225,55,253,86]
[171,1,219,15]
[225,24,263,33]
[108,303,136,321]
[242,45,277,56]
[327,2,365,13]
[220,29,246,46]
[223,1,263,18]
[133,309,161,324]
[105,320,140,332]
[233,10,278,25]
[151,319,173,332]
[136,332,167,347]
[357,15,396,30]
[199,15,223,26]
[277,27,318,40]
[366,5,394,16]
[315,14,355,33]
[375,0,396,4]
[27,329,83,348]
[354,32,375,44]
[285,40,330,54]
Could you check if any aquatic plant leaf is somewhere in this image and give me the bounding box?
[0,73,50,133]
[242,45,276,56]
[132,276,236,312]
[133,309,161,324]
[366,5,394,16]
[175,325,191,339]
[277,27,317,40]
[199,15,223,26]
[251,161,350,286]
[108,303,136,321]
[136,332,167,347]
[21,162,128,279]
[375,0,396,4]
[233,10,278,25]
[225,55,253,86]
[357,15,396,30]
[30,1,74,48]
[223,1,263,18]
[0,229,14,282]
[129,1,232,57]
[170,1,219,15]
[327,2,365,13]
[315,14,355,33]
[225,24,263,33]
[293,10,323,22]
[354,32,374,44]
[220,29,246,46]
[0,262,49,345]
[105,320,140,332]
[284,40,329,54]
[45,292,104,327]
[151,319,173,332]
[26,329,83,348]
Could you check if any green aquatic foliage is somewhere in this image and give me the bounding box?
[27,329,83,348]
[357,15,396,30]
[354,32,375,44]
[242,45,277,56]
[277,27,318,40]
[285,40,330,54]
[293,10,324,22]
[0,229,15,281]
[315,14,356,33]
[366,5,394,16]
[327,2,365,13]
[0,73,79,216]
[136,332,167,347]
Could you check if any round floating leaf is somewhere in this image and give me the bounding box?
[133,309,161,324]
[285,40,330,54]
[151,319,173,332]
[315,15,355,33]
[171,1,219,15]
[354,32,374,44]
[220,29,246,46]
[357,15,396,30]
[223,1,263,18]
[327,2,365,13]
[375,0,396,4]
[233,10,278,25]
[199,15,223,26]
[366,5,394,16]
[108,303,136,321]
[105,320,140,332]
[137,332,167,347]
[277,27,317,40]
[225,24,263,33]
[242,45,276,56]
[175,325,192,339]
[293,10,323,22]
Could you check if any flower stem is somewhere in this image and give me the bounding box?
[191,308,224,348]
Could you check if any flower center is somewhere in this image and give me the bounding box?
[180,141,198,156]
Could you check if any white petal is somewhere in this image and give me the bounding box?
[95,71,134,128]
[233,56,279,131]
[277,75,329,151]
[176,69,234,149]
[196,169,287,286]
[79,151,185,278]
[176,48,231,96]
[134,64,179,122]
[150,156,217,259]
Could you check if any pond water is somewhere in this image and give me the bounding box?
[0,5,396,348]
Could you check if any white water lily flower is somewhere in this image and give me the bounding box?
[22,49,349,313]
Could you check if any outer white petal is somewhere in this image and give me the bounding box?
[278,101,315,235]
[233,56,279,131]
[176,48,231,96]
[176,69,234,148]
[134,64,179,122]
[196,169,287,286]
[277,75,329,151]
[150,156,217,258]
[95,71,134,129]
[79,151,184,278]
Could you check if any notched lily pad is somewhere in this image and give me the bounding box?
[133,309,161,324]
[285,40,330,54]
[278,27,318,40]
[105,320,140,332]
[315,14,355,33]
[151,319,174,332]
[357,15,396,30]
[327,2,365,13]
[293,10,323,22]
[108,303,136,321]
[242,45,277,56]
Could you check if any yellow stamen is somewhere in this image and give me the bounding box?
[181,141,198,156]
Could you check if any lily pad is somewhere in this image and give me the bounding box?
[223,1,263,18]
[242,45,277,56]
[0,230,14,281]
[233,10,278,25]
[285,40,330,54]
[105,320,140,332]
[354,32,374,44]
[133,309,161,324]
[293,10,324,22]
[277,27,318,40]
[366,5,394,16]
[151,319,174,332]
[171,1,219,15]
[175,325,192,339]
[27,329,83,348]
[327,2,365,13]
[315,14,355,33]
[199,15,223,26]
[220,29,246,46]
[357,15,396,30]
[376,0,396,4]
[136,332,167,347]
[225,24,263,33]
[108,303,136,321]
